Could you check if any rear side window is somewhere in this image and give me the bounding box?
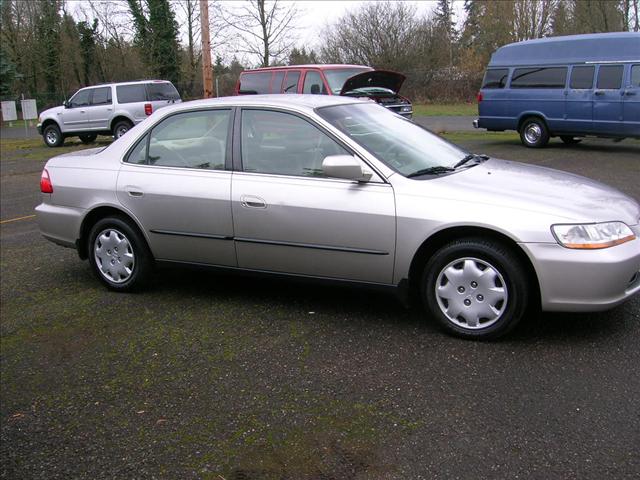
[91,87,112,105]
[303,71,327,94]
[570,66,594,89]
[597,65,623,90]
[117,84,148,103]
[239,72,271,94]
[271,72,285,93]
[511,67,567,88]
[147,83,180,101]
[283,71,300,93]
[481,69,509,89]
[632,65,640,87]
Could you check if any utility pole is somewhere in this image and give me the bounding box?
[200,0,214,98]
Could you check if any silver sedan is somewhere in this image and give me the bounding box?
[36,95,640,339]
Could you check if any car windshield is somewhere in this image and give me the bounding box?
[323,68,371,94]
[317,103,470,176]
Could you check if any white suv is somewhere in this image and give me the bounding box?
[37,80,181,147]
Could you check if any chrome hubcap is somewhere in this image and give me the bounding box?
[46,130,58,144]
[434,257,508,330]
[524,123,542,144]
[115,126,128,138]
[94,228,135,283]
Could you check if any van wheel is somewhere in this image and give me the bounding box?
[43,124,64,147]
[560,136,581,145]
[519,117,549,148]
[421,238,530,340]
[79,133,98,144]
[113,120,133,139]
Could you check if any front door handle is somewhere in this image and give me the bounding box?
[624,90,637,96]
[241,195,266,209]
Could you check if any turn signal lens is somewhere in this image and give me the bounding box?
[40,168,53,193]
[551,222,636,249]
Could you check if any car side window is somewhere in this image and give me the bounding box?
[570,66,594,89]
[91,87,112,105]
[283,71,300,93]
[597,65,623,90]
[303,71,327,94]
[239,73,271,94]
[271,72,285,93]
[630,65,640,87]
[241,109,349,177]
[69,90,91,108]
[117,84,148,103]
[481,69,509,89]
[125,110,230,170]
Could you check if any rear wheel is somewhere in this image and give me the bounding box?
[519,117,549,148]
[421,238,530,340]
[113,120,133,140]
[43,124,64,147]
[79,133,98,144]
[88,216,154,291]
[560,135,581,145]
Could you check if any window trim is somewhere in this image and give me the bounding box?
[122,107,235,172]
[233,107,387,183]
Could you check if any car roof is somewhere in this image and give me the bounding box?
[243,64,373,72]
[78,80,173,90]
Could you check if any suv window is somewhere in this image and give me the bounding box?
[570,66,594,89]
[91,87,112,105]
[597,65,623,90]
[511,67,567,88]
[303,71,327,94]
[283,71,300,93]
[482,69,509,89]
[241,110,349,177]
[69,89,91,108]
[126,110,230,170]
[271,71,285,93]
[147,82,180,101]
[239,72,271,94]
[117,84,148,104]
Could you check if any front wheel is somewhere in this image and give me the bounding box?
[88,216,154,292]
[43,124,64,147]
[421,238,530,340]
[519,117,549,148]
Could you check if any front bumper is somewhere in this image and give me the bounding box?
[521,238,640,312]
[36,123,42,134]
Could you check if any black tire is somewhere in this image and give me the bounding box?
[560,135,581,145]
[113,120,133,140]
[43,124,64,147]
[88,216,154,292]
[79,133,98,144]
[421,238,530,340]
[519,117,549,148]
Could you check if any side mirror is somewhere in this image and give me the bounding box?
[63,100,69,108]
[322,155,372,182]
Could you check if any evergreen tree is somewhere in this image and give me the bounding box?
[36,0,62,98]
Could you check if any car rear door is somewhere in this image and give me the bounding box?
[622,64,640,137]
[230,108,396,284]
[117,108,236,266]
[593,64,625,135]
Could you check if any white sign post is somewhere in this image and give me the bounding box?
[20,99,38,138]
[1,101,17,127]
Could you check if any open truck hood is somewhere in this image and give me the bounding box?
[340,70,406,95]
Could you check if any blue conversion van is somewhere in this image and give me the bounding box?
[474,32,640,147]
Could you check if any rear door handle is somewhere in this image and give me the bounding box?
[240,195,266,209]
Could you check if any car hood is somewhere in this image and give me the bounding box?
[40,105,64,118]
[340,70,406,95]
[423,159,640,225]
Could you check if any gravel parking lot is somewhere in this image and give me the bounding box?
[1,133,639,479]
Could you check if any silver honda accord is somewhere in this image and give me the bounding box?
[35,95,640,339]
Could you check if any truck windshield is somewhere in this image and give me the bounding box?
[324,68,371,94]
[317,103,470,177]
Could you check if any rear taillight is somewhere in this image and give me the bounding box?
[144,103,153,115]
[476,91,483,103]
[40,168,53,193]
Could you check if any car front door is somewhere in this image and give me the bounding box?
[231,108,396,284]
[88,86,113,130]
[117,108,236,266]
[622,64,640,137]
[593,64,624,135]
[61,89,92,130]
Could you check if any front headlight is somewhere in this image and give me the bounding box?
[551,221,636,249]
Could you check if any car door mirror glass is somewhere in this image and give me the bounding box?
[322,155,371,182]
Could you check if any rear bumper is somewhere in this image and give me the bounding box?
[521,239,640,312]
[35,202,85,249]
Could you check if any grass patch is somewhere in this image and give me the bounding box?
[440,131,520,143]
[413,103,477,116]
[0,137,110,163]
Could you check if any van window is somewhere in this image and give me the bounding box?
[511,67,567,89]
[570,66,594,89]
[283,71,300,93]
[117,84,148,103]
[597,65,623,90]
[239,72,271,94]
[482,69,509,89]
[632,65,640,87]
[303,71,327,94]
[147,82,180,101]
[271,71,285,93]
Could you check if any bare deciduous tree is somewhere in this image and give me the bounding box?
[513,0,556,41]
